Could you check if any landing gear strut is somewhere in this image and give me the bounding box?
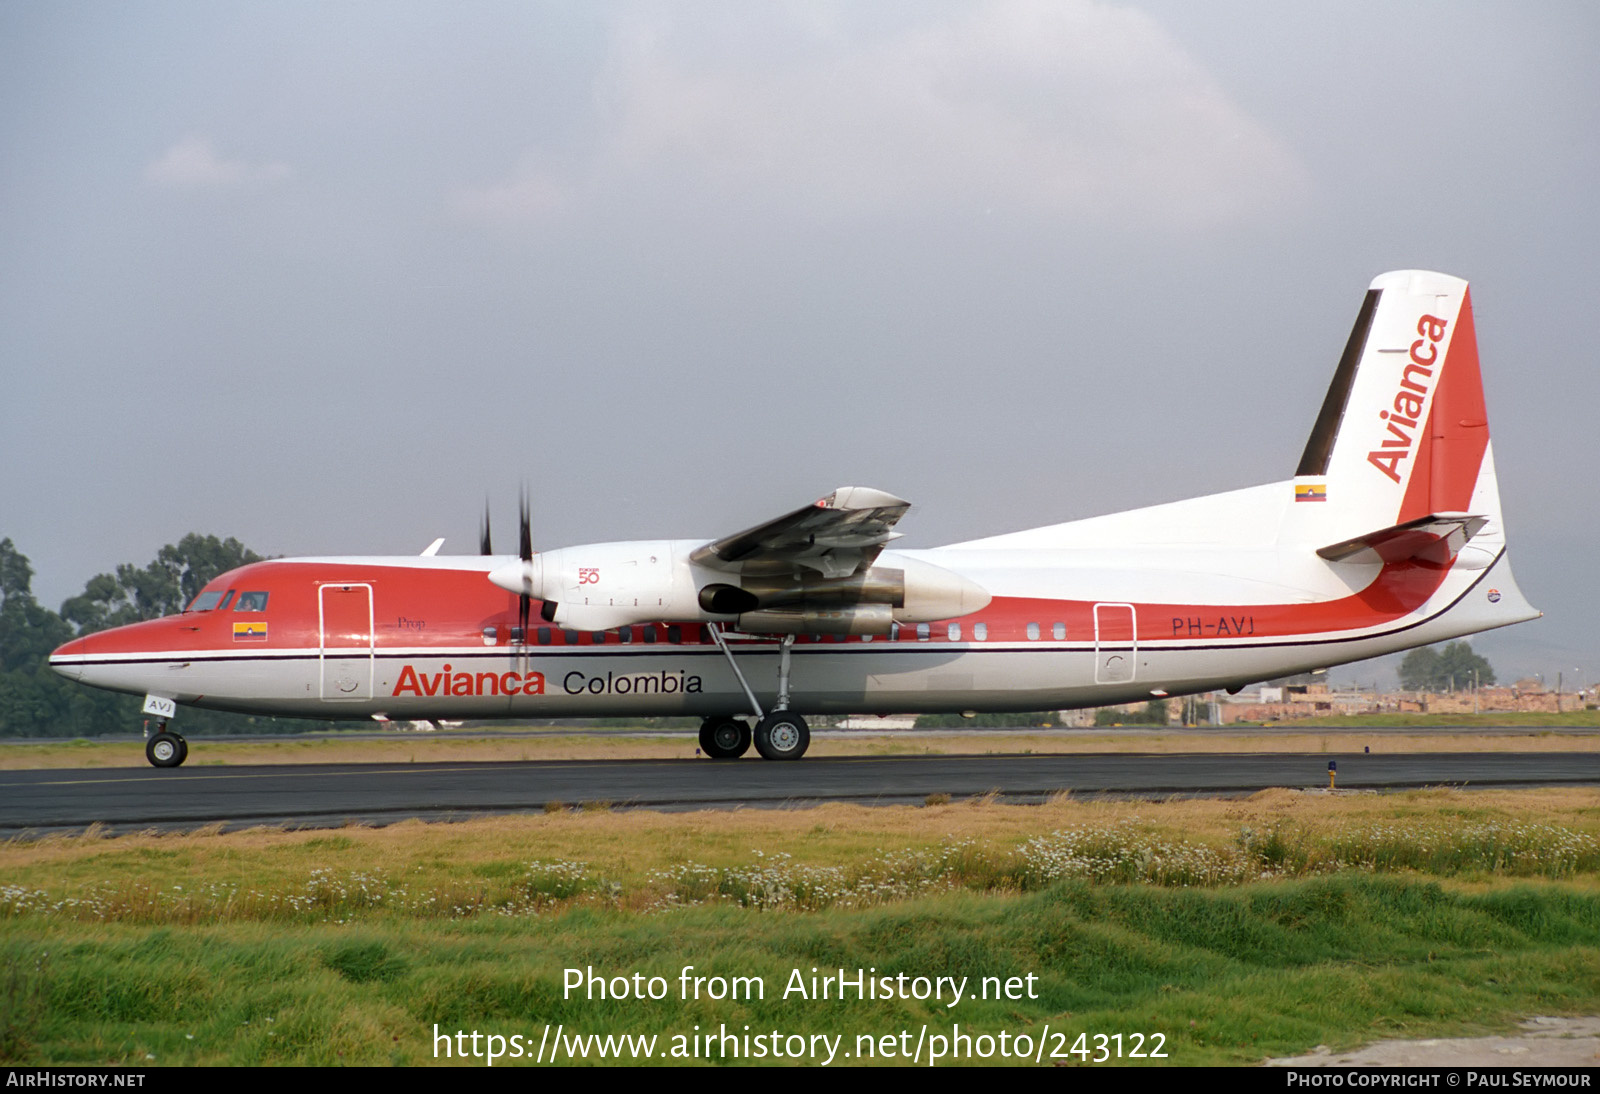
[706,626,811,760]
[699,717,752,759]
[144,720,188,768]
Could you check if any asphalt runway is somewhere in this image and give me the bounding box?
[3,751,1597,835]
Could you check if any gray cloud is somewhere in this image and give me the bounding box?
[456,1,1309,229]
[145,135,292,188]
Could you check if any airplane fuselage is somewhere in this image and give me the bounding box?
[47,271,1542,763]
[49,517,1528,723]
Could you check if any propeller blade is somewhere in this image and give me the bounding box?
[519,488,534,563]
[516,486,537,639]
[480,499,493,556]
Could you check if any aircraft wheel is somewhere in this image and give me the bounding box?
[146,732,186,768]
[754,712,809,761]
[699,717,751,759]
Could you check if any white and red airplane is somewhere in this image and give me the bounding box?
[51,271,1539,767]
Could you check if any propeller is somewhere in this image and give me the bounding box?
[486,488,553,638]
[521,488,561,624]
[518,489,533,640]
[480,499,493,556]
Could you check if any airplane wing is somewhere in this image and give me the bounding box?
[690,487,911,579]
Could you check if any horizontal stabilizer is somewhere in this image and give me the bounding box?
[1317,513,1488,566]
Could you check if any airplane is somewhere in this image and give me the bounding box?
[50,270,1539,767]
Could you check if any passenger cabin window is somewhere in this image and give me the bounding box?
[618,627,632,644]
[592,632,606,644]
[1026,622,1040,640]
[563,630,579,645]
[642,627,657,644]
[482,626,497,645]
[667,625,682,644]
[974,622,987,641]
[916,623,930,641]
[947,623,961,641]
[235,592,269,612]
[889,623,901,641]
[536,627,552,645]
[1053,622,1066,640]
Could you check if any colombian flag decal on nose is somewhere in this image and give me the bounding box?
[233,621,268,641]
[1295,483,1327,503]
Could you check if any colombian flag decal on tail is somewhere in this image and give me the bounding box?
[1295,483,1327,503]
[233,622,268,642]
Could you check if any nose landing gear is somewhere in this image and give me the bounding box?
[144,720,188,768]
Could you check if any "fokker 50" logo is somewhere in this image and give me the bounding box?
[1368,313,1448,484]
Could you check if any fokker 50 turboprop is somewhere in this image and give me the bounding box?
[51,271,1539,766]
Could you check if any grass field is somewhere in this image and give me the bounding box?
[3,787,1598,1065]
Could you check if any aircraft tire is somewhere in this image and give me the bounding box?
[146,732,185,768]
[174,733,189,766]
[699,717,752,759]
[754,712,809,761]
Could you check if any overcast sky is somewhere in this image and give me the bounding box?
[2,1,1596,686]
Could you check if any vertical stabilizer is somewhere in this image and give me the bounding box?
[1284,271,1498,551]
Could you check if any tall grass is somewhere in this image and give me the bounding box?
[4,818,1595,925]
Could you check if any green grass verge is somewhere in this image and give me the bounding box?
[6,794,1597,1065]
[3,878,1597,1066]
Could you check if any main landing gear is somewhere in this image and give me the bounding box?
[752,711,809,761]
[697,714,812,761]
[144,720,188,768]
[698,717,752,759]
[701,627,812,761]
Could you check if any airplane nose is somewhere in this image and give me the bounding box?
[49,634,91,681]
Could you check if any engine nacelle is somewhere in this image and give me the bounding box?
[725,556,989,624]
[893,556,991,622]
[488,544,989,634]
[488,540,703,631]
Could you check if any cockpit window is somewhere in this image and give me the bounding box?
[218,590,235,611]
[187,591,224,612]
[235,591,269,612]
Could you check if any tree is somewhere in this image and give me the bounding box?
[1,535,295,738]
[1398,641,1496,692]
[61,534,261,632]
[0,539,79,731]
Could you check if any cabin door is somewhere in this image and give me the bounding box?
[1093,603,1137,684]
[320,583,374,701]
